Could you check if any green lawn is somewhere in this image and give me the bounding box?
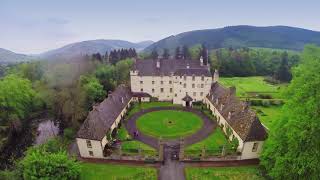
[80,163,157,180]
[185,128,230,151]
[121,140,157,156]
[128,101,179,117]
[185,166,264,180]
[252,105,283,129]
[219,76,285,99]
[136,110,203,139]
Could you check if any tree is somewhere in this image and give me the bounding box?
[182,45,190,59]
[151,49,158,59]
[275,51,292,82]
[0,75,36,123]
[19,142,81,179]
[260,45,320,179]
[80,75,105,109]
[175,46,182,59]
[162,48,170,59]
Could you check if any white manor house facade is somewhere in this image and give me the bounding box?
[75,57,267,160]
[130,57,216,106]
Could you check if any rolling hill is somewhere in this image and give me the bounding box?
[0,48,36,64]
[144,25,320,52]
[40,39,153,60]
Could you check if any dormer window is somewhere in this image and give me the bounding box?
[184,75,187,80]
[192,75,195,81]
[252,142,259,152]
[220,104,224,111]
[201,75,204,81]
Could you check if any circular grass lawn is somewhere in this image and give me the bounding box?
[136,110,203,139]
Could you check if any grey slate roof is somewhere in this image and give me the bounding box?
[132,92,152,97]
[133,59,211,77]
[207,82,267,142]
[77,85,132,140]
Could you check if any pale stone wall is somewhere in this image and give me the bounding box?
[204,97,264,159]
[203,97,244,151]
[77,98,133,159]
[76,138,103,158]
[173,75,212,104]
[130,70,212,105]
[241,141,264,159]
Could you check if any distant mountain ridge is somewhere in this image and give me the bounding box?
[39,39,154,60]
[0,39,153,63]
[0,48,36,64]
[144,25,320,52]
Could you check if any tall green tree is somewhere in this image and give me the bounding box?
[275,51,292,82]
[260,45,320,179]
[151,49,158,59]
[19,142,81,180]
[182,45,190,59]
[0,75,36,123]
[162,48,170,59]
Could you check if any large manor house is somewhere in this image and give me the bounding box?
[76,57,267,160]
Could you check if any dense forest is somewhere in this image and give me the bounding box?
[0,48,135,178]
[150,45,299,82]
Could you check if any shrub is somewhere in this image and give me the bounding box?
[63,128,75,141]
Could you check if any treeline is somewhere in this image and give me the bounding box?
[0,54,133,169]
[148,45,300,82]
[91,48,137,65]
[210,47,299,79]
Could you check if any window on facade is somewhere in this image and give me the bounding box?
[140,88,143,92]
[140,81,143,84]
[161,81,163,84]
[86,140,92,148]
[200,92,204,96]
[184,75,187,80]
[175,94,177,97]
[161,88,164,92]
[201,84,204,88]
[183,83,186,88]
[169,81,172,84]
[193,92,196,96]
[152,88,155,93]
[201,76,204,81]
[252,142,259,152]
[152,81,155,84]
[170,88,173,93]
[192,75,195,81]
[89,151,94,156]
[192,84,195,88]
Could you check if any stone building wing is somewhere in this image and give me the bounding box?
[207,82,267,142]
[77,85,132,140]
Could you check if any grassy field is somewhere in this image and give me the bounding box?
[185,166,264,180]
[80,163,157,180]
[136,110,203,139]
[252,105,283,129]
[185,128,231,151]
[219,76,285,99]
[219,76,286,129]
[116,126,157,155]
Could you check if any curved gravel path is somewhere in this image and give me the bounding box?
[125,106,217,149]
[125,106,217,180]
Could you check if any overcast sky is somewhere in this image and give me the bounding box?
[0,0,319,54]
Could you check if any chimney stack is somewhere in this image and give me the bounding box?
[229,86,236,96]
[213,69,219,83]
[200,56,204,66]
[156,59,160,69]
